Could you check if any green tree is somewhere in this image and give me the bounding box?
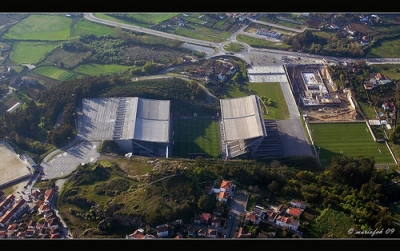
[197,194,216,213]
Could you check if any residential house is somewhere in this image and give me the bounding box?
[47,217,60,230]
[44,189,55,204]
[245,212,260,225]
[211,216,222,228]
[155,224,169,238]
[127,228,146,239]
[275,216,300,231]
[31,190,42,200]
[197,228,207,238]
[382,102,390,111]
[0,190,5,202]
[186,226,196,237]
[290,199,307,210]
[217,191,229,203]
[265,209,278,222]
[213,206,224,217]
[200,212,211,225]
[16,231,25,239]
[286,207,303,218]
[252,205,265,219]
[26,229,36,238]
[0,194,15,217]
[0,230,7,239]
[38,204,50,215]
[207,228,218,238]
[0,199,27,227]
[7,223,18,235]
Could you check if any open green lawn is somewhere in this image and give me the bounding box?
[236,34,292,50]
[3,14,71,40]
[358,101,377,119]
[309,122,396,167]
[223,42,244,52]
[73,63,130,76]
[366,37,400,58]
[247,82,290,120]
[32,66,81,81]
[126,13,178,24]
[173,118,221,158]
[9,41,59,64]
[71,19,117,37]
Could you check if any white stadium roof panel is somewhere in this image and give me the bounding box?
[220,95,265,141]
[134,118,170,142]
[82,97,170,143]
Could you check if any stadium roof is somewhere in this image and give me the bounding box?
[82,97,170,143]
[220,95,266,141]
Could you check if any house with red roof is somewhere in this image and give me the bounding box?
[217,191,229,203]
[245,212,261,225]
[287,207,303,218]
[220,180,233,193]
[0,230,7,239]
[44,189,55,204]
[0,194,15,217]
[290,199,307,210]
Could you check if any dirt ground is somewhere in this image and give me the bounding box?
[303,92,363,122]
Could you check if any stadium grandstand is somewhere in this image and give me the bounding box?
[219,95,267,159]
[81,97,171,157]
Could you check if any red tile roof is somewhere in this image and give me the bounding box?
[220,180,232,190]
[288,208,303,217]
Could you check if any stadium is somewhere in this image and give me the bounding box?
[80,95,271,160]
[81,97,171,157]
[219,95,267,159]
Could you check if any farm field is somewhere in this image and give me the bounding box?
[2,14,71,41]
[366,37,400,58]
[73,63,130,76]
[247,82,290,120]
[42,48,92,69]
[309,122,396,167]
[173,118,221,158]
[71,19,117,37]
[9,41,59,64]
[32,66,81,81]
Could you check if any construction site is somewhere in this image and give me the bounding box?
[285,60,361,122]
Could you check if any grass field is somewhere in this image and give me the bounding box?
[309,122,396,167]
[9,41,59,64]
[223,42,244,52]
[126,13,178,24]
[366,37,400,58]
[2,14,71,41]
[247,82,290,120]
[73,63,130,76]
[173,118,221,158]
[71,19,117,37]
[236,34,292,50]
[32,66,81,81]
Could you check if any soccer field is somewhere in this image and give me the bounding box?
[173,118,221,158]
[309,122,396,167]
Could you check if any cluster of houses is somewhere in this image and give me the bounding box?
[364,72,393,90]
[127,207,228,239]
[127,180,235,239]
[242,199,307,236]
[0,188,65,239]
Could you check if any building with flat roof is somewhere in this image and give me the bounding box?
[220,95,266,159]
[81,97,171,157]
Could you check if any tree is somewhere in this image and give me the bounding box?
[268,181,280,195]
[142,61,158,75]
[197,194,216,213]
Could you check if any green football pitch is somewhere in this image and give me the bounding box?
[309,122,396,167]
[172,118,221,158]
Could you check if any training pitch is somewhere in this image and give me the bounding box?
[172,118,221,158]
[309,122,396,167]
